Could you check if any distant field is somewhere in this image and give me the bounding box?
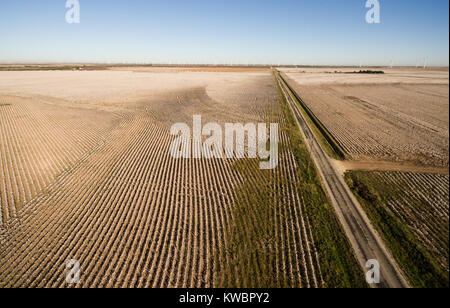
[0,65,107,71]
[108,66,269,73]
[0,66,77,71]
[0,65,269,72]
[282,68,449,167]
[345,171,449,288]
[0,69,364,288]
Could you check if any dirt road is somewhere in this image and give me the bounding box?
[277,72,410,288]
[332,159,449,176]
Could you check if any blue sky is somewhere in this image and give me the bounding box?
[0,0,448,66]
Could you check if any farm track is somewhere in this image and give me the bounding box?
[333,160,449,176]
[277,73,410,288]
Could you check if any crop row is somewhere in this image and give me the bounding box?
[1,80,325,287]
[356,171,449,272]
[0,96,114,225]
[286,83,449,167]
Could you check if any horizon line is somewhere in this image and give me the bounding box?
[0,62,448,69]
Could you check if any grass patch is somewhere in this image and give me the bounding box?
[277,73,347,161]
[215,159,294,288]
[216,73,367,288]
[277,77,367,288]
[345,171,449,288]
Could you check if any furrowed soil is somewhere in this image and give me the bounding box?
[281,68,449,288]
[345,171,449,288]
[0,69,364,288]
[282,68,449,168]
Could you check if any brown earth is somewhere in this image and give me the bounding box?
[0,70,332,288]
[333,160,449,177]
[283,68,449,168]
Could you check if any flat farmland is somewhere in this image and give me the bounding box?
[280,68,449,287]
[282,68,449,167]
[346,171,449,287]
[0,69,364,288]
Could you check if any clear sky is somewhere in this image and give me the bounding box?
[0,0,448,66]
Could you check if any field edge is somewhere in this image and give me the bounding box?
[277,72,347,161]
[344,170,449,288]
[274,72,367,288]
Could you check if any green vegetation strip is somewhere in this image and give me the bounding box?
[277,73,347,160]
[277,76,366,288]
[345,171,449,288]
[345,70,385,74]
[0,66,84,71]
[0,65,101,72]
[216,75,367,288]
